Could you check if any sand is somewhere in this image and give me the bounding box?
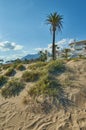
[0,59,86,130]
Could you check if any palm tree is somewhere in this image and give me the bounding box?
[63,48,70,59]
[46,12,63,60]
[38,50,47,61]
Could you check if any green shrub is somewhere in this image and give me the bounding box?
[28,61,47,70]
[22,71,40,82]
[2,64,11,70]
[5,67,16,76]
[1,79,25,98]
[12,61,23,69]
[16,64,25,71]
[0,75,7,87]
[70,57,80,61]
[12,63,18,69]
[0,67,2,71]
[46,60,65,74]
[28,75,60,97]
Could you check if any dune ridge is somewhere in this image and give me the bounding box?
[0,59,86,130]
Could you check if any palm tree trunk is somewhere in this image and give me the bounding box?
[52,30,56,60]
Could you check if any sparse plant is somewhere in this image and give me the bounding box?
[71,57,79,61]
[5,67,16,76]
[28,75,61,97]
[0,75,7,88]
[0,66,2,71]
[2,64,11,70]
[16,64,25,71]
[62,48,70,59]
[1,79,25,98]
[46,60,65,74]
[12,63,18,69]
[28,61,47,70]
[38,50,47,61]
[22,71,41,82]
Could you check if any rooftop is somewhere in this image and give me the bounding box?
[69,40,86,45]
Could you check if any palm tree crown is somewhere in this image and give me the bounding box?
[46,12,63,60]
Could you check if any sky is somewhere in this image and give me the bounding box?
[0,0,86,61]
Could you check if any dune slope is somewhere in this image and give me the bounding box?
[0,59,86,130]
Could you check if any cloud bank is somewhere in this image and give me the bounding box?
[35,38,74,53]
[0,41,23,51]
[48,38,74,49]
[0,38,74,62]
[56,38,74,48]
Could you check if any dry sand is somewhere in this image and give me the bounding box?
[0,60,86,130]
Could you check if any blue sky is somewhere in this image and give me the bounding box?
[0,0,86,61]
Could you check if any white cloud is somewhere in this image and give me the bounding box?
[35,47,49,53]
[57,38,74,48]
[48,44,52,49]
[34,38,74,54]
[0,38,74,62]
[2,53,26,62]
[57,39,67,46]
[48,38,74,50]
[68,39,75,44]
[22,50,29,55]
[35,48,43,51]
[0,41,23,51]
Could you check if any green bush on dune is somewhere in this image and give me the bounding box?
[0,75,7,87]
[26,60,65,97]
[22,70,41,82]
[1,79,25,98]
[2,64,11,70]
[5,67,16,76]
[46,60,65,74]
[28,61,47,70]
[1,60,65,99]
[28,75,60,97]
[16,64,26,71]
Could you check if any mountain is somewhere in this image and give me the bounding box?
[21,53,40,60]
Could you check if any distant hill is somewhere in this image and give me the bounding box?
[21,53,40,60]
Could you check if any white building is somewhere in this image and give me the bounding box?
[69,40,86,57]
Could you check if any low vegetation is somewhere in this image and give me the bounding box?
[0,75,7,88]
[0,60,66,100]
[28,61,47,70]
[1,58,85,112]
[16,64,25,71]
[22,70,41,82]
[2,64,11,70]
[28,74,61,97]
[22,59,77,111]
[1,79,25,98]
[46,60,65,74]
[5,67,16,76]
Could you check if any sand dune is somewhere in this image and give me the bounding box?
[0,59,86,130]
[0,98,86,130]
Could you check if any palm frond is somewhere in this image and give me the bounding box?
[46,12,63,32]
